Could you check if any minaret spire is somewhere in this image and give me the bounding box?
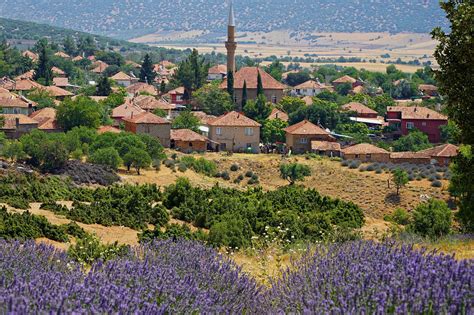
[226,0,237,74]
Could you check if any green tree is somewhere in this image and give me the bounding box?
[78,36,96,57]
[56,96,101,131]
[96,76,112,97]
[262,118,288,144]
[432,0,473,231]
[33,39,53,86]
[278,96,306,115]
[172,111,201,132]
[123,147,151,175]
[27,89,55,109]
[1,141,26,162]
[285,71,311,86]
[173,49,208,97]
[208,214,252,248]
[441,121,461,144]
[243,94,272,123]
[409,199,452,239]
[280,163,311,185]
[88,147,121,170]
[373,93,395,115]
[289,98,350,130]
[391,80,418,99]
[392,169,409,195]
[265,60,284,81]
[256,70,264,96]
[41,140,68,172]
[226,70,234,101]
[139,54,156,84]
[336,83,352,96]
[193,83,233,116]
[393,130,432,152]
[160,80,166,94]
[335,123,370,143]
[62,36,77,56]
[241,80,248,111]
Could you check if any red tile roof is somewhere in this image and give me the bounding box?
[54,51,70,58]
[294,80,327,90]
[208,111,261,127]
[123,112,170,124]
[29,107,58,130]
[419,144,458,158]
[341,102,377,115]
[390,152,430,159]
[11,79,44,91]
[168,86,185,95]
[22,50,38,61]
[126,83,157,96]
[302,96,313,106]
[42,86,73,97]
[311,141,341,151]
[51,67,66,76]
[53,77,69,87]
[208,64,227,75]
[111,71,134,81]
[342,143,389,155]
[268,108,289,122]
[333,75,357,84]
[133,95,175,111]
[418,84,438,92]
[91,61,109,73]
[220,67,287,90]
[111,100,145,119]
[0,114,38,130]
[191,111,216,125]
[98,125,122,134]
[387,106,447,120]
[15,70,35,80]
[284,120,330,136]
[0,97,33,108]
[171,129,209,142]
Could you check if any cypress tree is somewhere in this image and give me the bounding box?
[241,80,248,111]
[257,70,264,96]
[160,80,166,94]
[33,39,53,86]
[227,70,234,102]
[96,76,112,96]
[139,54,156,84]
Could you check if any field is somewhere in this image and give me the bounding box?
[132,31,438,73]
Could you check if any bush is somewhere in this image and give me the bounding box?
[164,159,176,169]
[67,233,129,265]
[88,147,121,170]
[366,164,375,172]
[61,221,87,239]
[349,160,361,169]
[180,156,217,176]
[341,160,349,167]
[177,163,188,172]
[248,178,259,185]
[375,168,383,174]
[237,174,244,181]
[245,171,254,178]
[408,199,452,239]
[6,197,30,210]
[221,171,230,181]
[431,180,443,188]
[359,166,367,172]
[428,175,437,182]
[386,208,411,225]
[230,164,239,172]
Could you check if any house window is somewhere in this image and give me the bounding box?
[247,143,252,149]
[234,96,238,103]
[189,142,193,147]
[216,127,222,135]
[300,138,308,144]
[366,154,372,160]
[406,122,415,129]
[245,127,254,136]
[271,95,277,104]
[355,154,360,159]
[422,122,427,127]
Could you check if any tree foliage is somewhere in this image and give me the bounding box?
[262,118,288,144]
[33,39,53,86]
[392,169,409,195]
[193,83,233,116]
[280,163,312,185]
[393,130,432,152]
[172,111,201,132]
[56,96,102,131]
[408,199,452,239]
[139,53,156,84]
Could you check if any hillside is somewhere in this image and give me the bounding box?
[0,0,449,39]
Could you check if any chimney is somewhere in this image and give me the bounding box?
[15,117,20,128]
[131,112,134,119]
[414,107,417,112]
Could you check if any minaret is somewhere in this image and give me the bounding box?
[225,1,237,74]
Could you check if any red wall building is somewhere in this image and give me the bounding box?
[386,106,448,143]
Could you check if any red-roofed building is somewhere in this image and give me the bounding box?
[111,100,145,126]
[220,67,286,106]
[208,64,227,81]
[386,106,448,143]
[284,120,335,154]
[207,111,261,153]
[0,114,39,138]
[123,112,171,147]
[419,144,459,166]
[98,125,122,134]
[291,80,333,97]
[29,107,60,132]
[341,102,378,119]
[170,129,209,153]
[267,108,289,122]
[168,87,187,105]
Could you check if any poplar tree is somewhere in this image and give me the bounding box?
[139,54,156,84]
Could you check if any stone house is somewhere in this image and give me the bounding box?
[123,112,171,147]
[284,120,336,154]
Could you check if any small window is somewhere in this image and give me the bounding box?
[366,154,372,160]
[189,142,193,147]
[355,154,360,159]
[422,122,427,127]
[216,127,222,135]
[271,95,277,104]
[406,122,415,129]
[245,127,254,136]
[247,143,252,148]
[300,138,308,144]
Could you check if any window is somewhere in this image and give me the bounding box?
[245,127,254,136]
[406,122,415,129]
[300,138,308,144]
[422,122,427,127]
[247,143,252,149]
[271,95,277,103]
[366,154,372,160]
[216,127,222,135]
[355,154,360,159]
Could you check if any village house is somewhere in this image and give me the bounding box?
[54,51,70,59]
[126,83,158,97]
[0,114,39,138]
[208,65,227,81]
[51,67,67,78]
[22,50,38,62]
[0,90,36,115]
[4,78,44,93]
[53,77,70,89]
[341,143,390,162]
[332,75,360,89]
[207,111,261,153]
[418,84,439,98]
[133,95,175,117]
[341,102,378,119]
[91,61,109,74]
[72,56,84,62]
[125,60,141,69]
[267,108,289,122]
[284,120,336,154]
[170,129,209,153]
[311,141,342,157]
[123,112,171,147]
[418,144,459,166]
[291,80,333,97]
[390,152,431,165]
[111,100,145,126]
[110,71,138,87]
[167,87,187,105]
[220,67,287,105]
[15,70,35,80]
[386,106,448,143]
[29,107,60,133]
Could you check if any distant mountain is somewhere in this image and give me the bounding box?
[0,0,448,39]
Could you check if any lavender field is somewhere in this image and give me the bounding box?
[1,240,472,314]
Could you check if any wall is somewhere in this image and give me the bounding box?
[125,122,171,147]
[286,134,335,154]
[173,140,207,153]
[208,125,260,153]
[400,119,447,143]
[343,153,390,163]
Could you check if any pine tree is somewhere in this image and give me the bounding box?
[139,54,156,84]
[241,80,248,111]
[227,70,234,102]
[96,76,112,96]
[160,80,166,94]
[257,70,264,96]
[63,36,77,56]
[33,39,53,86]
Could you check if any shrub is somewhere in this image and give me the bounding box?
[245,171,254,178]
[6,197,30,210]
[248,178,259,185]
[177,163,188,172]
[340,160,349,167]
[230,164,239,172]
[366,164,375,172]
[68,233,129,265]
[359,166,367,172]
[431,180,443,188]
[386,208,411,225]
[88,147,121,170]
[237,174,244,181]
[408,199,452,239]
[375,168,383,174]
[280,163,311,185]
[221,171,230,181]
[61,221,87,239]
[234,178,242,184]
[164,159,176,168]
[428,175,437,182]
[349,160,361,169]
[152,159,161,171]
[435,173,443,180]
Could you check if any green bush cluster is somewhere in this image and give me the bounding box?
[163,178,364,248]
[67,233,129,265]
[140,224,207,243]
[0,206,69,242]
[179,156,217,176]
